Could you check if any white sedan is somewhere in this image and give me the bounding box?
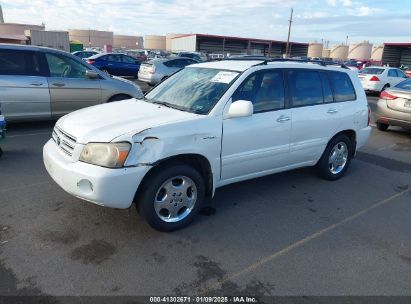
[358,66,408,93]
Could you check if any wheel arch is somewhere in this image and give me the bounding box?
[106,93,133,103]
[329,129,357,157]
[134,153,214,205]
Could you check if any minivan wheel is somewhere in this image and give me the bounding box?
[316,134,352,181]
[136,163,205,231]
[376,122,389,131]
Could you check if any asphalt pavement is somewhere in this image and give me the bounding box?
[0,96,411,298]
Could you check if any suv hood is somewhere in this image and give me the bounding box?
[56,99,198,143]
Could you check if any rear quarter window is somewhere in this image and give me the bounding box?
[327,71,356,102]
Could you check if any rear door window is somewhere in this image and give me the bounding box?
[288,69,324,107]
[0,50,43,76]
[327,71,356,102]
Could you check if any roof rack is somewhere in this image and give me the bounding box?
[253,58,349,69]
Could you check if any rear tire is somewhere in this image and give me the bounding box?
[101,68,110,75]
[316,134,353,181]
[136,163,205,232]
[376,122,389,131]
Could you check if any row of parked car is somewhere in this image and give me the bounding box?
[72,50,208,86]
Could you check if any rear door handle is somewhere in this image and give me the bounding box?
[276,115,291,123]
[327,108,338,114]
[30,81,43,86]
[52,82,65,87]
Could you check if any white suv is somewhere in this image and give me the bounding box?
[43,60,371,231]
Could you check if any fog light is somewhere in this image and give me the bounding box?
[77,179,93,195]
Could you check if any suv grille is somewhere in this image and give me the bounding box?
[52,127,77,157]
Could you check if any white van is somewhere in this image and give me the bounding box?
[43,60,371,231]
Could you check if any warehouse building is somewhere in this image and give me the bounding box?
[68,29,113,48]
[171,34,308,57]
[382,43,411,67]
[113,34,144,49]
[0,5,44,44]
[145,35,166,50]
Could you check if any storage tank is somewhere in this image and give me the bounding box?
[348,41,373,60]
[322,49,331,58]
[371,45,384,61]
[68,29,113,48]
[145,35,166,50]
[307,42,323,58]
[330,44,349,60]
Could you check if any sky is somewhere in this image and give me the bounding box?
[1,0,410,45]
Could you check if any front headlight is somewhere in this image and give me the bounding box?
[80,142,131,168]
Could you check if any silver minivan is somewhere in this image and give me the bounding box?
[0,44,143,122]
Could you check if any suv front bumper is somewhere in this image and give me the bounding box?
[43,139,151,209]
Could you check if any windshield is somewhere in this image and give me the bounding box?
[395,79,411,90]
[360,68,384,75]
[145,67,239,114]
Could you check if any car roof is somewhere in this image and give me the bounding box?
[192,60,351,73]
[192,60,264,71]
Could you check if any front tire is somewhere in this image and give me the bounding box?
[316,134,353,181]
[376,122,389,131]
[136,163,205,231]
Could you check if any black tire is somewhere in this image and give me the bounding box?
[376,122,389,131]
[136,162,205,232]
[101,68,110,75]
[107,94,131,102]
[316,134,353,181]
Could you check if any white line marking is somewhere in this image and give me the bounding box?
[199,187,411,294]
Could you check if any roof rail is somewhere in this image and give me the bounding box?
[253,58,349,69]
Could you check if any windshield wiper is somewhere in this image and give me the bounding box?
[148,99,191,113]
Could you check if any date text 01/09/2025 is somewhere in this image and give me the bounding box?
[149,296,258,303]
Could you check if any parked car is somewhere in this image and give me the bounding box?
[374,78,411,131]
[177,51,209,62]
[86,53,142,77]
[138,57,198,86]
[43,60,371,231]
[0,44,143,122]
[72,50,99,60]
[124,50,148,62]
[358,66,408,93]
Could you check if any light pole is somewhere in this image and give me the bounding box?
[285,8,294,58]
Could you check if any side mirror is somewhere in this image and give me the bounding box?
[85,70,99,79]
[227,100,253,118]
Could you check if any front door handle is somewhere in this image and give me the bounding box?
[52,82,65,87]
[30,81,43,86]
[276,115,291,123]
[327,108,338,114]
